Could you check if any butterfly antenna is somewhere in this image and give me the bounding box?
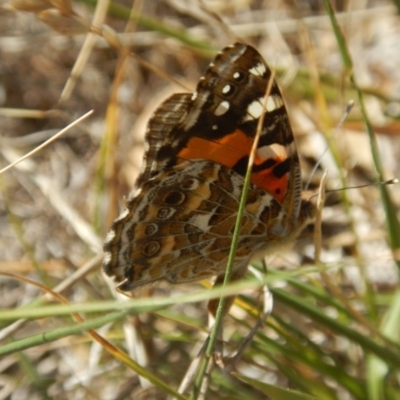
[308,178,398,202]
[305,100,354,190]
[327,178,398,193]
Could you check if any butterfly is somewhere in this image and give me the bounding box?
[103,43,314,310]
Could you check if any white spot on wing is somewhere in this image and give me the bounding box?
[241,95,285,122]
[249,62,267,76]
[222,85,231,94]
[127,187,142,201]
[267,94,284,111]
[104,230,116,244]
[189,212,213,232]
[246,99,264,119]
[191,91,198,101]
[103,251,112,264]
[233,71,241,80]
[265,96,276,112]
[256,143,288,161]
[115,208,129,222]
[214,101,230,116]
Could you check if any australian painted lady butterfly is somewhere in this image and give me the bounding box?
[103,43,314,302]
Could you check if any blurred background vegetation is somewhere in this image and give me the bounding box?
[0,1,399,399]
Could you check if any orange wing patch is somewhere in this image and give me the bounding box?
[251,163,287,203]
[178,129,252,168]
[178,130,288,203]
